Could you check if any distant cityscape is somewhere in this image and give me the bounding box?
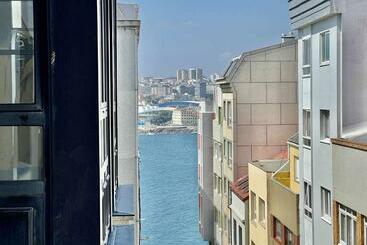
[138,68,220,133]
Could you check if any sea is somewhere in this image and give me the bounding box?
[139,133,208,245]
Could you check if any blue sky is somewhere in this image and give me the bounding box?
[122,0,291,78]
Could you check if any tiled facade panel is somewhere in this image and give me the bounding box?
[281,104,298,124]
[236,104,251,125]
[267,125,298,145]
[236,83,267,104]
[251,104,281,125]
[265,45,296,61]
[252,145,287,161]
[237,125,267,146]
[251,62,281,83]
[237,146,252,167]
[267,83,297,104]
[281,61,298,82]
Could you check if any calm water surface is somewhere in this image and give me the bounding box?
[140,133,208,245]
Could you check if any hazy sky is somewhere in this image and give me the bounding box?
[122,0,291,78]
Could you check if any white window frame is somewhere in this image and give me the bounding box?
[364,218,367,245]
[227,101,232,127]
[320,109,330,142]
[302,37,311,77]
[321,187,331,223]
[339,205,357,245]
[320,31,330,65]
[294,157,300,182]
[251,191,257,222]
[228,141,233,168]
[304,182,312,218]
[303,110,311,147]
[259,197,266,227]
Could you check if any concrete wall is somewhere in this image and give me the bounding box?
[198,107,214,242]
[230,42,298,179]
[332,144,367,216]
[248,163,269,245]
[269,179,299,235]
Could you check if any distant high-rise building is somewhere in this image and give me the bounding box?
[177,69,189,82]
[189,68,197,80]
[196,68,203,80]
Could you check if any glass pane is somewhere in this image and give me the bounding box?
[0,126,42,180]
[0,55,34,103]
[0,1,34,51]
[0,1,34,104]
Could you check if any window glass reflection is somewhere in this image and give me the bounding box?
[0,126,43,181]
[0,1,34,104]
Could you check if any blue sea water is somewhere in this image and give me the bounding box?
[139,133,208,245]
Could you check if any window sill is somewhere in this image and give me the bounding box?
[321,216,332,225]
[302,74,311,78]
[320,61,330,67]
[320,138,331,145]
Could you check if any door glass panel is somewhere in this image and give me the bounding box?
[0,126,42,180]
[0,1,34,104]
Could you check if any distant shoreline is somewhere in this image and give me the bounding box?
[139,126,197,135]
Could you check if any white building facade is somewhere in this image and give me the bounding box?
[116,3,141,244]
[288,1,367,244]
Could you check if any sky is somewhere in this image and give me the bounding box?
[121,0,291,78]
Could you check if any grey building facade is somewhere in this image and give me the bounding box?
[288,1,367,244]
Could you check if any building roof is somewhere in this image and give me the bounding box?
[218,40,297,83]
[250,160,287,173]
[331,136,367,152]
[230,175,249,202]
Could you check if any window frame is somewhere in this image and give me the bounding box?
[364,217,367,245]
[227,100,232,127]
[321,187,331,223]
[259,197,266,227]
[302,37,311,77]
[303,109,311,147]
[320,109,330,142]
[251,191,257,222]
[304,181,312,218]
[228,140,233,168]
[273,217,283,243]
[285,227,295,245]
[0,0,45,111]
[339,205,357,245]
[320,31,330,66]
[294,157,300,182]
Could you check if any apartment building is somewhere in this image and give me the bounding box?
[115,3,141,245]
[248,155,300,245]
[0,0,122,244]
[331,137,367,245]
[288,1,367,244]
[213,40,298,245]
[230,176,249,245]
[198,101,215,244]
[172,107,199,126]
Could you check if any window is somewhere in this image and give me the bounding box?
[339,205,356,245]
[294,157,300,182]
[223,139,227,157]
[259,198,266,226]
[321,187,331,221]
[304,182,312,218]
[218,107,222,125]
[233,219,237,245]
[227,101,232,126]
[0,1,35,104]
[224,214,227,231]
[320,110,330,140]
[239,226,243,245]
[273,218,282,242]
[320,31,330,64]
[303,110,311,146]
[0,126,43,181]
[364,218,367,245]
[303,38,311,76]
[285,228,295,245]
[224,177,227,195]
[214,142,222,162]
[228,141,232,167]
[251,191,257,222]
[223,101,227,120]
